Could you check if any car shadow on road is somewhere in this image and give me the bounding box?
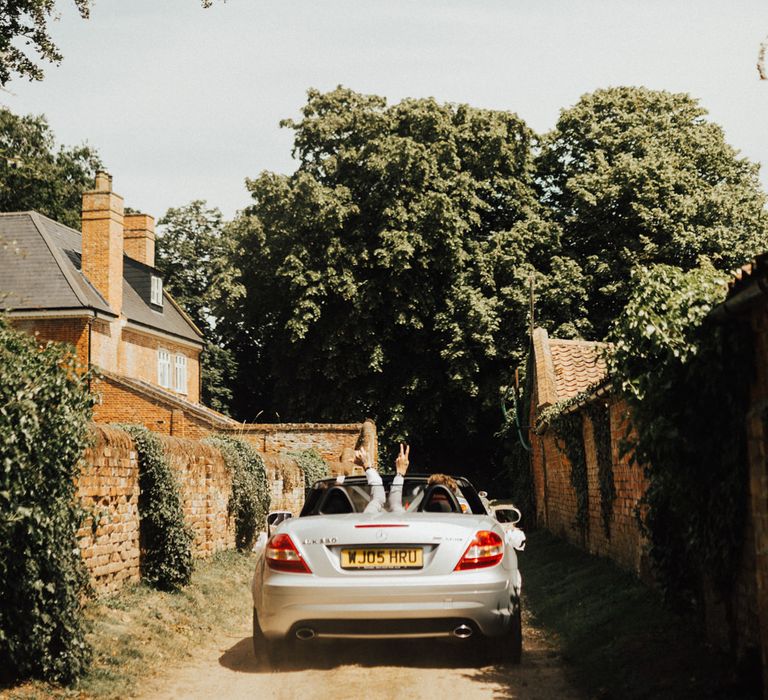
[219,628,577,699]
[222,635,504,673]
[218,635,569,699]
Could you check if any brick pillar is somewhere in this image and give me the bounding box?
[81,172,124,316]
[123,213,156,267]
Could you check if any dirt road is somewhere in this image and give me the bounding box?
[137,608,580,700]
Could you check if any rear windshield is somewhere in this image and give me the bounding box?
[300,477,486,516]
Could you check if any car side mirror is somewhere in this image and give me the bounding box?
[494,506,522,525]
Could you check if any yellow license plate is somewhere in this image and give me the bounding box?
[341,548,423,569]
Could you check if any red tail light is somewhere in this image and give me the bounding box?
[455,530,504,571]
[266,534,312,574]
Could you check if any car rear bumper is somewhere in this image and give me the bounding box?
[255,571,516,640]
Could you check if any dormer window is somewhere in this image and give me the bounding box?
[150,275,163,307]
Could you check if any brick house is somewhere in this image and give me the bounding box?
[0,172,229,435]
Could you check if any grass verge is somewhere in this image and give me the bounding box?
[3,550,256,699]
[522,530,759,699]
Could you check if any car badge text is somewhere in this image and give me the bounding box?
[302,537,338,545]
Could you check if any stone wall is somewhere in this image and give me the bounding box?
[76,425,140,595]
[235,423,362,465]
[263,454,306,514]
[76,423,332,595]
[531,389,761,668]
[161,436,235,555]
[530,393,648,575]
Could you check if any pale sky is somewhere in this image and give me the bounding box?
[3,0,768,221]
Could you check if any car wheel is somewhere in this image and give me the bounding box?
[487,598,522,665]
[506,601,523,665]
[252,608,271,661]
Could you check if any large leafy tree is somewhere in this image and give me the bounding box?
[155,201,242,414]
[0,0,90,85]
[231,87,586,473]
[537,87,768,338]
[0,107,101,228]
[0,0,218,86]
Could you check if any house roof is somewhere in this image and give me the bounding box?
[532,327,609,411]
[0,211,203,345]
[0,212,115,316]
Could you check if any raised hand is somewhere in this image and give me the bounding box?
[395,443,410,476]
[354,446,372,469]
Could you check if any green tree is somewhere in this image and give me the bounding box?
[0,107,102,229]
[0,0,219,86]
[0,0,90,85]
[537,87,768,338]
[231,87,585,473]
[155,201,242,414]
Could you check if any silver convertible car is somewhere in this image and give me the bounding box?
[251,474,524,664]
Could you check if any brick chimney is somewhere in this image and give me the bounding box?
[123,213,156,267]
[81,172,124,315]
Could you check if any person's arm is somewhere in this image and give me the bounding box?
[357,447,385,512]
[387,444,409,512]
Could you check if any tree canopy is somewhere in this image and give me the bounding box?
[0,0,217,86]
[155,201,242,414]
[0,107,102,229]
[0,0,90,85]
[537,86,768,338]
[230,87,586,471]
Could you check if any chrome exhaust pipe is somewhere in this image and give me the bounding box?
[453,624,473,639]
[295,627,316,641]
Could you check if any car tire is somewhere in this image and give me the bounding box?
[487,598,522,665]
[506,601,523,665]
[252,608,272,661]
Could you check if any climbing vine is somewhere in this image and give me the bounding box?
[586,402,615,538]
[117,425,193,591]
[288,448,330,489]
[205,435,270,550]
[548,410,589,534]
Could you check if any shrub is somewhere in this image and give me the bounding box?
[117,425,193,591]
[288,448,330,489]
[205,435,270,550]
[0,319,93,685]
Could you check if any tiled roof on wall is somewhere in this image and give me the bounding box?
[549,338,609,402]
[531,328,609,411]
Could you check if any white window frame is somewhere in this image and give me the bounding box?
[150,276,163,306]
[174,353,188,394]
[157,348,171,389]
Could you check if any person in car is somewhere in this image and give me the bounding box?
[426,473,470,513]
[355,443,410,512]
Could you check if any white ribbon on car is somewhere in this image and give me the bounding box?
[506,528,526,551]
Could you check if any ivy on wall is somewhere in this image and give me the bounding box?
[586,403,616,538]
[288,448,330,489]
[205,435,270,550]
[117,425,193,591]
[544,406,589,534]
